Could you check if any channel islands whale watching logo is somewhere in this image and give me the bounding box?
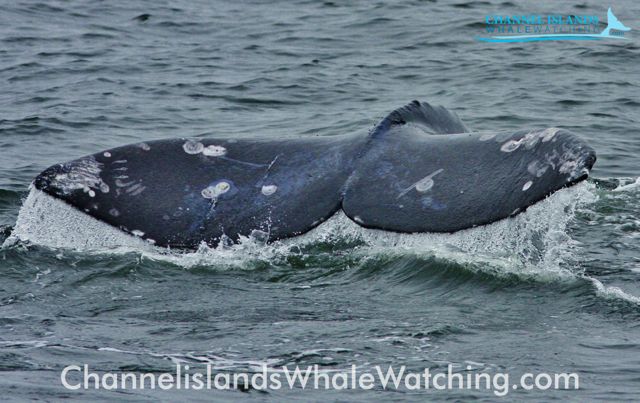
[477,7,630,43]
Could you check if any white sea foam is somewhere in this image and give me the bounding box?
[3,186,151,251]
[6,182,638,305]
[5,183,593,272]
[588,277,640,305]
[613,176,640,192]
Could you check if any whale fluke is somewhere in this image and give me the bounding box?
[34,136,364,249]
[32,101,596,249]
[343,101,595,233]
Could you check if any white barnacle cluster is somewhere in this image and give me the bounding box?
[500,128,560,153]
[183,140,227,157]
[49,157,110,197]
[518,130,590,192]
[202,181,231,200]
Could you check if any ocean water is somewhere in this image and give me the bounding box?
[1,0,639,400]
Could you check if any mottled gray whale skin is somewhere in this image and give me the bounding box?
[34,101,596,249]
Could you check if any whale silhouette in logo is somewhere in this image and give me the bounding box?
[601,8,630,37]
[31,101,596,249]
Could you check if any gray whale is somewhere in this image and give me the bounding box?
[33,101,596,249]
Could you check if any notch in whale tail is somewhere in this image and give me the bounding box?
[370,100,469,138]
[601,8,630,36]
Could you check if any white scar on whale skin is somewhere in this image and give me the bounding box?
[397,168,444,199]
[501,128,562,153]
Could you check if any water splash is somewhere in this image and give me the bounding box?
[6,182,597,279]
[3,186,151,251]
[613,176,640,192]
[12,181,640,309]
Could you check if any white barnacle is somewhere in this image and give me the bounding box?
[500,139,522,153]
[261,185,277,196]
[202,145,227,157]
[131,229,145,237]
[88,190,96,197]
[415,177,434,192]
[138,142,151,151]
[398,168,444,198]
[215,181,230,194]
[183,140,204,155]
[201,181,231,199]
[353,216,364,224]
[522,181,533,191]
[103,152,111,158]
[109,208,120,217]
[99,183,110,193]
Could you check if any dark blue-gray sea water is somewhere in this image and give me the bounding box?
[1,0,639,400]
